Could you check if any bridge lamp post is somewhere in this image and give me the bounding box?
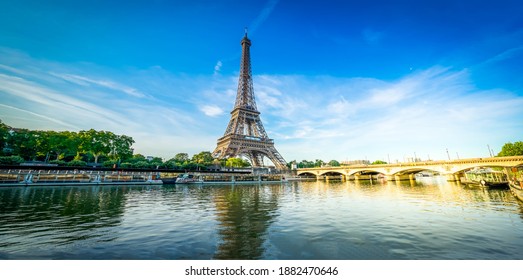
[446,148,450,160]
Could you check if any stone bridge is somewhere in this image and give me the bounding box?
[296,156,523,181]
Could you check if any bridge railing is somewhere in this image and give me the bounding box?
[297,156,523,171]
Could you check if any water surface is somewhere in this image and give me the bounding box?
[1,178,522,259]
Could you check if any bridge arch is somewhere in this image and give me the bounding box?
[391,167,441,175]
[296,171,318,178]
[317,170,347,176]
[347,169,385,176]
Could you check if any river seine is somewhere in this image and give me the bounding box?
[1,177,522,260]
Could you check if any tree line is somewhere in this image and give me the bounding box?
[289,159,341,168]
[0,120,133,166]
[498,141,523,157]
[289,159,388,168]
[0,120,251,169]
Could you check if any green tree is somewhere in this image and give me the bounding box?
[80,129,112,163]
[0,120,10,155]
[226,157,251,168]
[192,151,214,166]
[130,154,146,162]
[174,153,190,164]
[119,154,152,169]
[242,158,252,167]
[122,154,145,166]
[498,141,523,156]
[0,121,135,164]
[371,160,388,164]
[149,157,163,167]
[162,158,182,170]
[0,155,24,165]
[47,131,76,160]
[64,132,84,161]
[7,129,38,160]
[298,160,314,168]
[109,134,134,161]
[182,162,199,170]
[33,130,50,160]
[328,160,340,166]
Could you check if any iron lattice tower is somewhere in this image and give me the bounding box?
[212,32,287,170]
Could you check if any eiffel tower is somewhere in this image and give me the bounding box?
[212,31,287,170]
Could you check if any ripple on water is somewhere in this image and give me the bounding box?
[1,180,523,259]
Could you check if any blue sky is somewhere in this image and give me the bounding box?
[1,0,522,163]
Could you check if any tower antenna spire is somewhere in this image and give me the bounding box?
[244,27,248,37]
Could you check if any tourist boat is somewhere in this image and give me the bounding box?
[281,175,306,181]
[160,177,178,184]
[171,173,291,184]
[506,166,523,202]
[0,169,163,186]
[509,180,523,202]
[175,173,203,184]
[461,168,509,189]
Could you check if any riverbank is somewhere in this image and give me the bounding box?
[0,167,299,187]
[0,168,162,187]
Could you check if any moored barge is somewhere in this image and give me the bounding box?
[506,166,523,202]
[0,169,162,186]
[461,168,509,189]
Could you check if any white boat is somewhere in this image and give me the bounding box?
[281,176,304,181]
[175,174,203,184]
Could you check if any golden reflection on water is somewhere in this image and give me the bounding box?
[296,177,518,205]
[208,177,522,259]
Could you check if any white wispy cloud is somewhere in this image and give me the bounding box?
[0,104,78,129]
[51,73,149,98]
[481,45,523,65]
[0,73,133,130]
[249,0,280,34]
[200,105,224,117]
[213,60,223,75]
[327,96,353,118]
